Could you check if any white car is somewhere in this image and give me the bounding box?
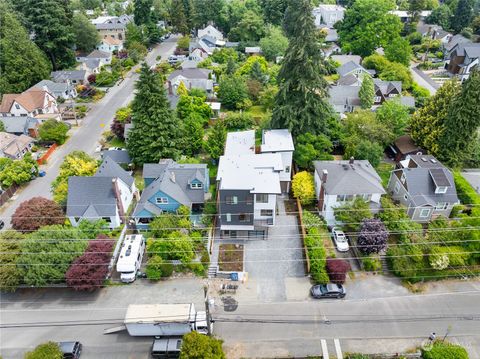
[332,227,349,252]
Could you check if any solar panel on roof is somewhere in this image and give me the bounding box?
[429,168,451,187]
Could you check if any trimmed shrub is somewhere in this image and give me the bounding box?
[357,219,388,255]
[362,255,382,271]
[305,228,329,284]
[146,255,164,280]
[422,341,469,359]
[326,258,350,284]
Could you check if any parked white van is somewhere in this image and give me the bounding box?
[116,234,145,283]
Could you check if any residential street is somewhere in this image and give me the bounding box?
[1,277,479,359]
[0,37,178,228]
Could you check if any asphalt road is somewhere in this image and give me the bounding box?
[0,37,178,228]
[1,279,479,358]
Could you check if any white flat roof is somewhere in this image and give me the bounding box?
[116,234,144,272]
[217,153,283,193]
[224,130,255,156]
[261,129,294,152]
[124,304,193,324]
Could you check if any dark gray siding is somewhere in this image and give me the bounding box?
[218,189,254,226]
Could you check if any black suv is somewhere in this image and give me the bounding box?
[58,341,82,359]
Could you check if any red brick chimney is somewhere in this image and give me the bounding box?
[317,169,328,211]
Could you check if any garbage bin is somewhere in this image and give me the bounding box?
[230,273,239,281]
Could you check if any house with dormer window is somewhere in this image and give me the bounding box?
[387,155,459,222]
[132,159,210,229]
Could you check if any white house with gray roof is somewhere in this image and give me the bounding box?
[132,159,210,229]
[314,159,386,225]
[51,70,87,85]
[66,157,136,229]
[167,69,215,95]
[387,155,459,222]
[312,4,345,28]
[30,80,77,100]
[216,130,286,239]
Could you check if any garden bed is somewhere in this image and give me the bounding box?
[218,244,244,272]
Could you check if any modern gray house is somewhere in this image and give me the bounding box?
[216,130,286,240]
[387,155,459,222]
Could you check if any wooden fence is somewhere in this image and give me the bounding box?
[0,184,19,207]
[36,143,58,165]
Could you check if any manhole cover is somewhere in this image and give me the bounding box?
[221,296,238,312]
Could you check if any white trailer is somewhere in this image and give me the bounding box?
[116,234,145,283]
[124,304,209,337]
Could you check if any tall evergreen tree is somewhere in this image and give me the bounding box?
[409,79,461,158]
[134,0,153,26]
[72,13,99,53]
[15,0,76,70]
[437,70,480,166]
[271,0,333,137]
[171,0,189,35]
[359,75,375,109]
[452,0,474,33]
[0,3,51,96]
[127,63,182,164]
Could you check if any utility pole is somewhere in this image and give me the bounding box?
[204,284,212,336]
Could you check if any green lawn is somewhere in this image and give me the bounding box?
[376,162,394,188]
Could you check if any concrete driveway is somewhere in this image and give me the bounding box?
[244,196,306,302]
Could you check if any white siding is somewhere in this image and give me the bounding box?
[254,194,277,224]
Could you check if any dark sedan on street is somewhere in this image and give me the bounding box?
[310,284,346,299]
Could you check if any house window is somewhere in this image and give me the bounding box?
[435,202,448,210]
[256,194,268,203]
[362,194,372,201]
[155,197,169,204]
[260,209,273,216]
[225,213,231,222]
[225,196,238,205]
[139,217,152,224]
[246,195,253,205]
[389,94,397,98]
[345,194,355,201]
[394,182,400,193]
[374,96,382,103]
[285,166,291,173]
[102,217,112,223]
[15,104,20,110]
[435,186,448,194]
[190,182,203,189]
[400,173,406,184]
[419,208,431,218]
[239,213,251,222]
[404,194,408,201]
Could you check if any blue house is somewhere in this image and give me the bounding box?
[133,159,210,229]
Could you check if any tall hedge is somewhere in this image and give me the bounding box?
[305,227,329,284]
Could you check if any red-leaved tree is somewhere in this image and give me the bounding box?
[326,258,351,284]
[11,197,65,233]
[87,74,96,84]
[66,235,114,291]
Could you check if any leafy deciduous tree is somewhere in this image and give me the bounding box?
[292,171,315,205]
[38,119,70,144]
[259,25,289,61]
[24,342,63,359]
[336,0,403,57]
[384,37,412,66]
[12,197,65,233]
[180,331,225,359]
[217,76,249,110]
[334,198,373,233]
[357,218,389,254]
[72,13,99,53]
[293,133,333,170]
